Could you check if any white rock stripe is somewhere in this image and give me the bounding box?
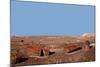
[17,0,95,5]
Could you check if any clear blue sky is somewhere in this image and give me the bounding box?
[11,1,95,36]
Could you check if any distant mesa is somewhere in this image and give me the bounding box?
[78,33,95,43]
[81,33,95,37]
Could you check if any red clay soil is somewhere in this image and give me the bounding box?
[11,47,95,66]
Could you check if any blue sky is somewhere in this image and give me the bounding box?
[11,1,95,36]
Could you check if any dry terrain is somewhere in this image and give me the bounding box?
[11,33,95,67]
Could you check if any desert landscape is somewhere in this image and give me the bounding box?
[11,33,95,66]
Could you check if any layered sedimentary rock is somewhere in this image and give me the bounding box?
[11,33,95,66]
